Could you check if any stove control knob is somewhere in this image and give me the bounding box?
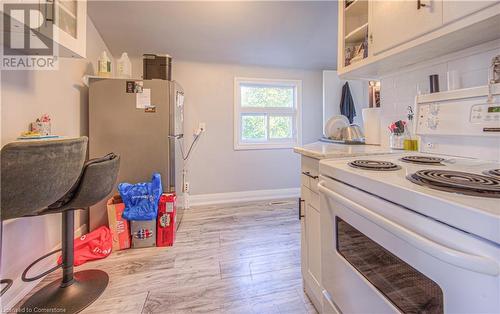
[430,104,440,116]
[427,117,439,130]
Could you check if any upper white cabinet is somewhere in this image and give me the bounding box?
[443,1,496,24]
[39,0,87,58]
[370,0,443,55]
[338,0,369,68]
[338,0,500,79]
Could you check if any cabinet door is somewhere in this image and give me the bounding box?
[300,187,309,282]
[443,1,496,24]
[305,201,322,297]
[370,0,443,55]
[300,186,322,310]
[39,0,86,57]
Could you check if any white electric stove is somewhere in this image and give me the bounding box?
[318,85,500,314]
[320,153,500,244]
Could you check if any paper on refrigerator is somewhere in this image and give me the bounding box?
[136,88,151,109]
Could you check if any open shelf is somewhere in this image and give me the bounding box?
[58,3,77,20]
[345,0,368,17]
[344,0,368,40]
[345,22,368,44]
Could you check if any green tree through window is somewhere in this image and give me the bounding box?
[270,116,292,139]
[242,115,266,140]
[241,85,293,108]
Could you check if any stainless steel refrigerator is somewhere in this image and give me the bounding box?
[88,78,184,230]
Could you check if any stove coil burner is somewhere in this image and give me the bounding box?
[408,169,500,198]
[400,156,445,165]
[483,169,500,178]
[348,160,401,171]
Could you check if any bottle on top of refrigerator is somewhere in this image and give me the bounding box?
[117,52,132,78]
[98,51,111,77]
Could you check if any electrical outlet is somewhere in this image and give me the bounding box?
[183,182,190,193]
[194,122,206,136]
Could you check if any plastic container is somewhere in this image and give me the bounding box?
[404,138,419,151]
[389,134,404,150]
[403,106,418,151]
[403,123,418,151]
[98,51,111,77]
[362,108,381,145]
[117,52,132,78]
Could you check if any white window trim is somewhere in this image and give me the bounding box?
[234,77,302,150]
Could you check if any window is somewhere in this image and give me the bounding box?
[234,77,301,150]
[336,217,444,313]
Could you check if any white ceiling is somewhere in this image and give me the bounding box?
[88,1,338,70]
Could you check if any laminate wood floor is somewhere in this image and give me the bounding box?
[17,199,317,314]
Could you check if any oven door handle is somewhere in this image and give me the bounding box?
[318,181,500,276]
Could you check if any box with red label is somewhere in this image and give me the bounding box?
[157,193,176,247]
[106,195,131,251]
[130,219,156,248]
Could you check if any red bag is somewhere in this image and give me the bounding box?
[58,226,113,266]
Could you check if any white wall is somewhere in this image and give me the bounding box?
[130,59,323,196]
[323,70,368,132]
[379,39,500,147]
[0,17,113,309]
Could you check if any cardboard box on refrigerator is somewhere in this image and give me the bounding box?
[106,195,131,251]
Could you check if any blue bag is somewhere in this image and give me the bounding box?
[119,173,162,221]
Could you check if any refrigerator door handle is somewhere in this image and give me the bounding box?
[168,134,184,140]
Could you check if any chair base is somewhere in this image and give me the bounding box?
[1,279,13,296]
[20,270,108,314]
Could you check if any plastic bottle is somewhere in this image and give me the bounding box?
[117,52,132,78]
[403,106,418,151]
[98,51,111,77]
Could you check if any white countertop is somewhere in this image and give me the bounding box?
[294,141,393,159]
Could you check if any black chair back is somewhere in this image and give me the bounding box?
[54,153,121,211]
[1,137,87,220]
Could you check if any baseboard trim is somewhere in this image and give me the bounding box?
[187,188,300,207]
[2,224,87,311]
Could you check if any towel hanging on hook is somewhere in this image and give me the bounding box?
[340,82,356,124]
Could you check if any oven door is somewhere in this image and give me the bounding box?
[319,176,500,314]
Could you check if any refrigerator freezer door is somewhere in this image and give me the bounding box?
[170,82,184,192]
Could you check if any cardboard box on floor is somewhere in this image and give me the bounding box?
[106,195,131,251]
[130,220,156,248]
[157,193,176,247]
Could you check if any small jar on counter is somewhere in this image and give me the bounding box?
[389,133,404,150]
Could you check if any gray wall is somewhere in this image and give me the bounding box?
[0,17,113,308]
[131,59,323,195]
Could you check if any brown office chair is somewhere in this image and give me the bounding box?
[1,137,120,313]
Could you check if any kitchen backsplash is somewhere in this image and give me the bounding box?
[379,39,500,147]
